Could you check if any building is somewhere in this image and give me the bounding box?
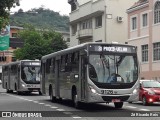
[0,26,24,64]
[127,0,160,80]
[0,26,70,64]
[68,0,138,47]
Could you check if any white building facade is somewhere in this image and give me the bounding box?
[68,0,138,47]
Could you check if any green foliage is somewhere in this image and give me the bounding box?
[0,0,19,30]
[10,7,69,32]
[0,17,8,30]
[14,26,68,60]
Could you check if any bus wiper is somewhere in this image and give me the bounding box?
[116,56,125,66]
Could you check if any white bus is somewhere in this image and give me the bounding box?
[2,60,42,95]
[41,43,139,108]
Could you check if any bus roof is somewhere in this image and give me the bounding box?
[41,42,136,61]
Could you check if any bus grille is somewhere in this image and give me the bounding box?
[102,96,130,102]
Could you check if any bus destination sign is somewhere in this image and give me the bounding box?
[21,62,40,66]
[89,45,136,53]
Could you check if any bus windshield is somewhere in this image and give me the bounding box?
[21,66,40,84]
[89,54,138,84]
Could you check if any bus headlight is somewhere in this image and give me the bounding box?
[22,84,26,87]
[133,88,138,94]
[89,86,97,94]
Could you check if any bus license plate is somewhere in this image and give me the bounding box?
[112,99,120,102]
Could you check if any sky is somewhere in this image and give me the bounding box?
[11,0,71,15]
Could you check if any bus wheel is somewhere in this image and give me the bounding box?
[73,92,81,109]
[50,89,56,103]
[17,91,21,95]
[6,89,10,93]
[10,90,13,93]
[114,102,123,108]
[39,91,42,95]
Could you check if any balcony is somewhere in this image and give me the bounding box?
[77,29,93,39]
[70,0,105,24]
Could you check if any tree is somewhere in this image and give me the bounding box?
[0,0,19,30]
[14,26,68,60]
[10,7,69,32]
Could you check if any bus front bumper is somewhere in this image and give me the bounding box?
[87,92,139,103]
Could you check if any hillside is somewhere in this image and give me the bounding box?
[9,8,69,32]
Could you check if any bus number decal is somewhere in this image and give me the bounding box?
[101,90,114,95]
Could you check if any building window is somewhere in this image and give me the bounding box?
[96,40,102,42]
[95,15,102,28]
[12,57,16,62]
[0,56,6,62]
[153,42,160,61]
[12,33,18,37]
[72,24,77,35]
[154,1,160,24]
[80,19,92,30]
[131,17,137,30]
[142,13,148,27]
[141,45,148,62]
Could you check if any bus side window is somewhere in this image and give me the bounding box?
[60,56,66,72]
[46,59,51,74]
[51,58,55,72]
[65,54,72,72]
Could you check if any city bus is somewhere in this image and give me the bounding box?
[2,60,42,95]
[41,42,139,108]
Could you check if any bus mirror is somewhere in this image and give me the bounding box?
[139,84,142,89]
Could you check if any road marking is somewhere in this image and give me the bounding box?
[50,106,58,109]
[33,101,39,103]
[72,116,82,119]
[140,109,150,111]
[56,109,65,111]
[38,103,45,104]
[125,106,137,109]
[44,104,52,107]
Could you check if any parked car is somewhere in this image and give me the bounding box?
[0,80,2,84]
[139,80,160,105]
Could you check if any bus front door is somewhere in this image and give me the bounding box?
[55,60,60,98]
[80,56,86,101]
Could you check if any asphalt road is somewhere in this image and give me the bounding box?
[0,84,160,120]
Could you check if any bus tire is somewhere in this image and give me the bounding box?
[17,91,21,95]
[39,91,42,95]
[50,88,56,103]
[114,102,123,108]
[6,89,10,93]
[72,91,81,109]
[10,90,13,93]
